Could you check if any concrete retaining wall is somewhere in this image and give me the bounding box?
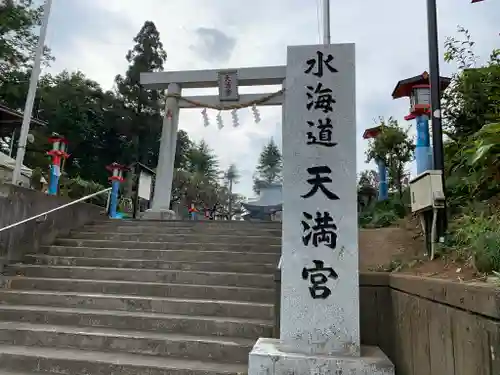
[360,272,500,375]
[0,184,104,268]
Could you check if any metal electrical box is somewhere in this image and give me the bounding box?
[409,170,444,213]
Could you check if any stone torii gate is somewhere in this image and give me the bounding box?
[141,43,395,375]
[140,66,286,220]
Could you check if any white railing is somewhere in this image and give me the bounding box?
[0,187,112,233]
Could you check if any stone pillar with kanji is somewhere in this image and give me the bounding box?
[248,43,395,375]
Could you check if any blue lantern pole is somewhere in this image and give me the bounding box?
[109,179,120,218]
[106,163,126,219]
[377,159,388,201]
[392,73,449,175]
[47,135,69,196]
[415,114,433,174]
[48,163,60,195]
[362,126,388,201]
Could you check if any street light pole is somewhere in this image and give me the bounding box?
[426,0,447,236]
[11,0,53,185]
[323,0,331,45]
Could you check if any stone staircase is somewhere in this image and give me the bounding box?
[0,219,281,374]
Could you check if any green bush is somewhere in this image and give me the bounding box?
[447,213,500,273]
[358,192,409,228]
[472,232,500,273]
[370,210,400,228]
[358,211,374,227]
[374,198,407,218]
[59,176,108,207]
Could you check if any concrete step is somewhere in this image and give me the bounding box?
[93,219,281,229]
[3,277,274,303]
[0,305,272,339]
[83,224,281,236]
[26,254,276,274]
[11,265,274,289]
[69,232,281,246]
[0,371,47,375]
[0,344,247,375]
[0,290,273,320]
[54,238,281,253]
[44,246,280,264]
[0,322,253,363]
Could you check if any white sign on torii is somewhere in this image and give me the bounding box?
[140,65,286,220]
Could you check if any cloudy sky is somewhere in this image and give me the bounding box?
[42,0,499,198]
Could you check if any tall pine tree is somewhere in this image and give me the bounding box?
[114,21,167,167]
[253,138,282,193]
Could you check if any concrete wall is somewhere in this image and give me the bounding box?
[360,272,500,375]
[0,184,104,268]
[0,166,30,188]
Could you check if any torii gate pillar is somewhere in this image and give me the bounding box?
[141,83,181,220]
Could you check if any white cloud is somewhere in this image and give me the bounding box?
[44,0,499,198]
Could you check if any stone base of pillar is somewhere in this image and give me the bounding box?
[140,208,177,221]
[248,338,394,375]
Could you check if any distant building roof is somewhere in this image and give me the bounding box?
[0,103,47,139]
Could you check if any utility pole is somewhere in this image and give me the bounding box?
[323,0,331,45]
[426,0,447,235]
[11,0,53,185]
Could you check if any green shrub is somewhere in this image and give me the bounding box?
[358,192,409,228]
[370,210,400,228]
[358,211,374,227]
[59,176,108,207]
[447,212,500,273]
[374,198,407,218]
[472,232,500,273]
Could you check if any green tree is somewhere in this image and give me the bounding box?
[114,21,167,198]
[441,28,500,206]
[0,70,130,185]
[174,129,193,169]
[114,20,167,167]
[0,0,53,74]
[358,169,378,188]
[254,138,282,193]
[0,69,31,109]
[32,71,126,183]
[171,140,221,210]
[0,68,134,185]
[366,117,414,198]
[438,27,500,273]
[186,140,219,182]
[443,27,500,139]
